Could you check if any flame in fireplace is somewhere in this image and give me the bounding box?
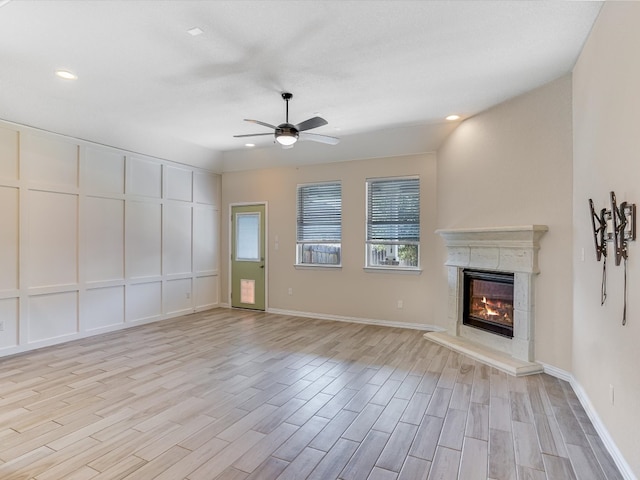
[481,296,500,316]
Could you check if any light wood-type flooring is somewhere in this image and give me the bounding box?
[0,309,624,480]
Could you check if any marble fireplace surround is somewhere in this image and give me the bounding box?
[425,225,548,376]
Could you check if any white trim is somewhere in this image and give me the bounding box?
[294,264,342,270]
[363,267,422,275]
[267,307,443,332]
[540,362,636,480]
[539,361,573,382]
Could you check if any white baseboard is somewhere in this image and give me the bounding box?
[539,363,635,480]
[266,307,444,332]
[539,361,573,382]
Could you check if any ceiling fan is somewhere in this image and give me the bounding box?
[234,92,340,148]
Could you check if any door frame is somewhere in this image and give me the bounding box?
[228,202,268,310]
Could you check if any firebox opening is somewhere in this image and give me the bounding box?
[463,269,514,338]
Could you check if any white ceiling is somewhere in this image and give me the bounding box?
[0,1,602,172]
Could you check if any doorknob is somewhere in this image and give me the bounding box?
[260,265,264,269]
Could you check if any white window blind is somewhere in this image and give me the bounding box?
[296,182,342,265]
[366,176,420,268]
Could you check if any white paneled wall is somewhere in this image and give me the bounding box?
[0,122,220,356]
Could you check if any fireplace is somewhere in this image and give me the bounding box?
[463,269,514,338]
[427,225,548,371]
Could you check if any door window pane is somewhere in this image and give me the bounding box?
[236,212,260,261]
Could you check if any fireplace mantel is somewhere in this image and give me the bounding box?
[435,225,548,273]
[426,225,548,376]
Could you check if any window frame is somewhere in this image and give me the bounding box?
[365,175,421,272]
[295,181,342,267]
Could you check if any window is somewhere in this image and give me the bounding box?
[366,176,420,269]
[296,182,342,266]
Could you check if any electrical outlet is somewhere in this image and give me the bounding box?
[186,292,191,299]
[288,287,293,295]
[0,320,4,332]
[397,300,403,309]
[610,384,615,405]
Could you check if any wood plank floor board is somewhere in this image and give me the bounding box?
[566,443,608,480]
[437,408,467,451]
[308,408,359,452]
[344,383,382,413]
[465,402,489,441]
[409,415,445,461]
[458,437,488,480]
[425,387,453,418]
[0,309,623,480]
[489,395,513,432]
[339,429,391,480]
[252,397,307,434]
[394,374,422,400]
[314,386,358,419]
[342,403,386,442]
[376,422,419,472]
[512,420,545,471]
[372,397,410,434]
[449,382,472,411]
[427,446,461,480]
[533,413,568,458]
[489,428,517,480]
[397,455,430,480]
[586,434,625,480]
[273,446,325,480]
[307,437,359,480]
[542,454,578,480]
[517,465,547,480]
[232,422,298,473]
[400,392,432,425]
[90,454,147,480]
[272,417,329,462]
[242,456,289,480]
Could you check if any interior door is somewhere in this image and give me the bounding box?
[231,204,266,310]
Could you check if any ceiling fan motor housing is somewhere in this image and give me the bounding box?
[275,123,298,145]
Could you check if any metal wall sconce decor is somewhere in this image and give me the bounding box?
[589,191,636,325]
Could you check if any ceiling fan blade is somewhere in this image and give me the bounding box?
[244,119,277,130]
[296,116,328,132]
[299,132,340,145]
[233,133,273,138]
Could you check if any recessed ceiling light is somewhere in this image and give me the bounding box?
[187,27,203,36]
[245,143,255,147]
[446,114,460,121]
[55,70,77,80]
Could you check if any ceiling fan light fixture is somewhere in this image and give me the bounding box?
[234,92,339,147]
[275,124,299,146]
[276,134,297,146]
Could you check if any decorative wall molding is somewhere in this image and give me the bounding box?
[0,119,221,359]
